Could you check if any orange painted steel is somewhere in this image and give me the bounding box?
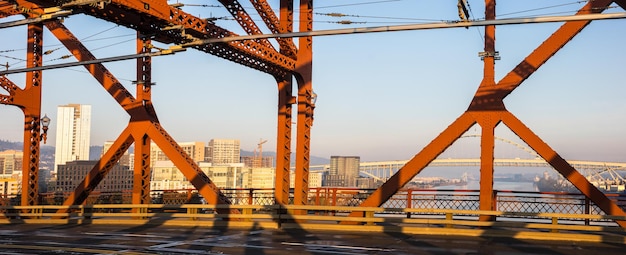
[44,20,234,212]
[1,0,309,211]
[1,0,624,228]
[274,77,294,205]
[251,0,297,58]
[273,0,296,205]
[132,35,153,207]
[0,23,46,207]
[476,0,499,221]
[219,0,276,50]
[352,0,626,227]
[293,0,314,206]
[0,23,45,207]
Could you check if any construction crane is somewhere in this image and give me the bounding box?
[255,139,268,168]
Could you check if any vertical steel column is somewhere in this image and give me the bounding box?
[20,23,43,207]
[274,0,295,205]
[132,34,152,206]
[293,0,313,206]
[476,0,498,221]
[274,78,293,205]
[477,113,497,220]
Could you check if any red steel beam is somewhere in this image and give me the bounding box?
[218,0,275,50]
[472,0,613,105]
[0,1,22,18]
[476,0,498,221]
[20,23,44,207]
[251,0,297,58]
[501,112,626,226]
[274,77,294,205]
[293,0,313,206]
[7,0,295,76]
[354,0,626,226]
[273,0,296,205]
[45,21,233,211]
[352,113,476,210]
[132,35,153,207]
[0,14,45,208]
[61,127,134,207]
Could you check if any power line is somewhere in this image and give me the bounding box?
[497,1,587,18]
[315,0,403,10]
[2,11,623,76]
[182,12,626,46]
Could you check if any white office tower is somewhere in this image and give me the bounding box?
[54,104,92,173]
[207,139,240,165]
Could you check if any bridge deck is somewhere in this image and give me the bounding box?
[0,223,625,255]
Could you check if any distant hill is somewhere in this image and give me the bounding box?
[0,140,22,151]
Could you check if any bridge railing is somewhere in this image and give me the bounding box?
[0,204,625,243]
[4,188,625,223]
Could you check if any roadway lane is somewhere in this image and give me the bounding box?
[0,224,625,254]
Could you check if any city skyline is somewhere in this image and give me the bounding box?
[1,1,625,163]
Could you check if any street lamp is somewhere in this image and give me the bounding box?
[311,91,317,105]
[40,114,50,144]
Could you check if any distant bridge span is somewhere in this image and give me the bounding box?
[310,159,626,181]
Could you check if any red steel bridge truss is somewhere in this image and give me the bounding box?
[1,0,626,227]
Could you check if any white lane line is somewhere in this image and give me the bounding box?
[148,241,186,249]
[82,232,165,238]
[281,242,395,252]
[146,247,221,254]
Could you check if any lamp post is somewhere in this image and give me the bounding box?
[40,114,50,144]
[311,91,317,105]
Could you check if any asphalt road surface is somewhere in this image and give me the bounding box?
[0,224,624,254]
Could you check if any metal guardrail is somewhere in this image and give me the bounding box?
[4,188,625,223]
[0,204,624,243]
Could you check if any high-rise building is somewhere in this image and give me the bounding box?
[206,139,240,165]
[54,104,91,173]
[325,156,360,187]
[0,150,22,176]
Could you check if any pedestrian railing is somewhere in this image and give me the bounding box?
[1,204,625,243]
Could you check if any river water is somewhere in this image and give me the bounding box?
[436,180,537,192]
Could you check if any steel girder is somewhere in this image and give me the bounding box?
[44,20,233,212]
[293,0,313,206]
[273,0,296,205]
[251,0,297,58]
[131,35,153,207]
[3,0,295,76]
[352,0,626,227]
[218,0,276,51]
[2,0,309,210]
[0,24,44,206]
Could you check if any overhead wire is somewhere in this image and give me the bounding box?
[1,25,134,71]
[315,0,403,10]
[496,1,588,18]
[465,1,484,45]
[1,1,617,71]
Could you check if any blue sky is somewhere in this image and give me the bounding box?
[1,0,625,163]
